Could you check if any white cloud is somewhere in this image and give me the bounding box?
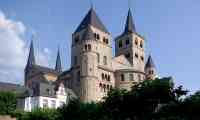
[0,10,51,84]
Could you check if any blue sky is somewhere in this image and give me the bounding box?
[0,0,199,92]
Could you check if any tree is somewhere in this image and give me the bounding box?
[0,91,17,115]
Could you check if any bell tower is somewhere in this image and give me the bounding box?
[71,7,112,102]
[115,9,145,73]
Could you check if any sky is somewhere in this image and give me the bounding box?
[0,0,199,93]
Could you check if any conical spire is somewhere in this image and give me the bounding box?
[75,7,109,34]
[145,55,155,69]
[26,40,35,69]
[55,48,62,73]
[124,9,136,34]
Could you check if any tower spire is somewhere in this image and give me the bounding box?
[74,7,109,34]
[26,38,36,69]
[124,8,136,34]
[55,48,62,73]
[145,55,155,69]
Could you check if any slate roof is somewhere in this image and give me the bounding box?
[74,8,109,34]
[124,9,136,34]
[32,65,60,75]
[145,55,156,68]
[55,49,62,73]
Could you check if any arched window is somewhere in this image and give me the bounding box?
[135,38,138,45]
[75,36,79,43]
[126,39,130,45]
[88,44,91,51]
[108,75,110,81]
[118,40,122,48]
[103,56,107,65]
[105,74,108,80]
[97,34,100,40]
[107,85,110,90]
[85,45,87,51]
[106,39,109,44]
[102,73,104,80]
[121,74,125,81]
[103,84,106,92]
[135,53,138,58]
[140,56,144,61]
[140,41,143,48]
[129,73,134,81]
[97,53,100,63]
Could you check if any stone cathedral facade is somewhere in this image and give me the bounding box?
[24,8,157,103]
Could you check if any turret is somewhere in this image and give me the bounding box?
[145,55,157,80]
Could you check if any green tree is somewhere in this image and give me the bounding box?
[0,91,17,115]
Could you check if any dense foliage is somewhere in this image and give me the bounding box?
[0,91,17,115]
[3,77,200,120]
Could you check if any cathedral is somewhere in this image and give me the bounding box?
[24,7,157,107]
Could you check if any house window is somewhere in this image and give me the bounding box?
[121,74,125,81]
[129,74,134,81]
[103,56,107,65]
[43,99,48,108]
[51,100,56,108]
[74,56,77,65]
[118,40,122,48]
[126,39,130,45]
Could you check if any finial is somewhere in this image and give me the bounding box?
[128,0,132,10]
[90,0,94,9]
